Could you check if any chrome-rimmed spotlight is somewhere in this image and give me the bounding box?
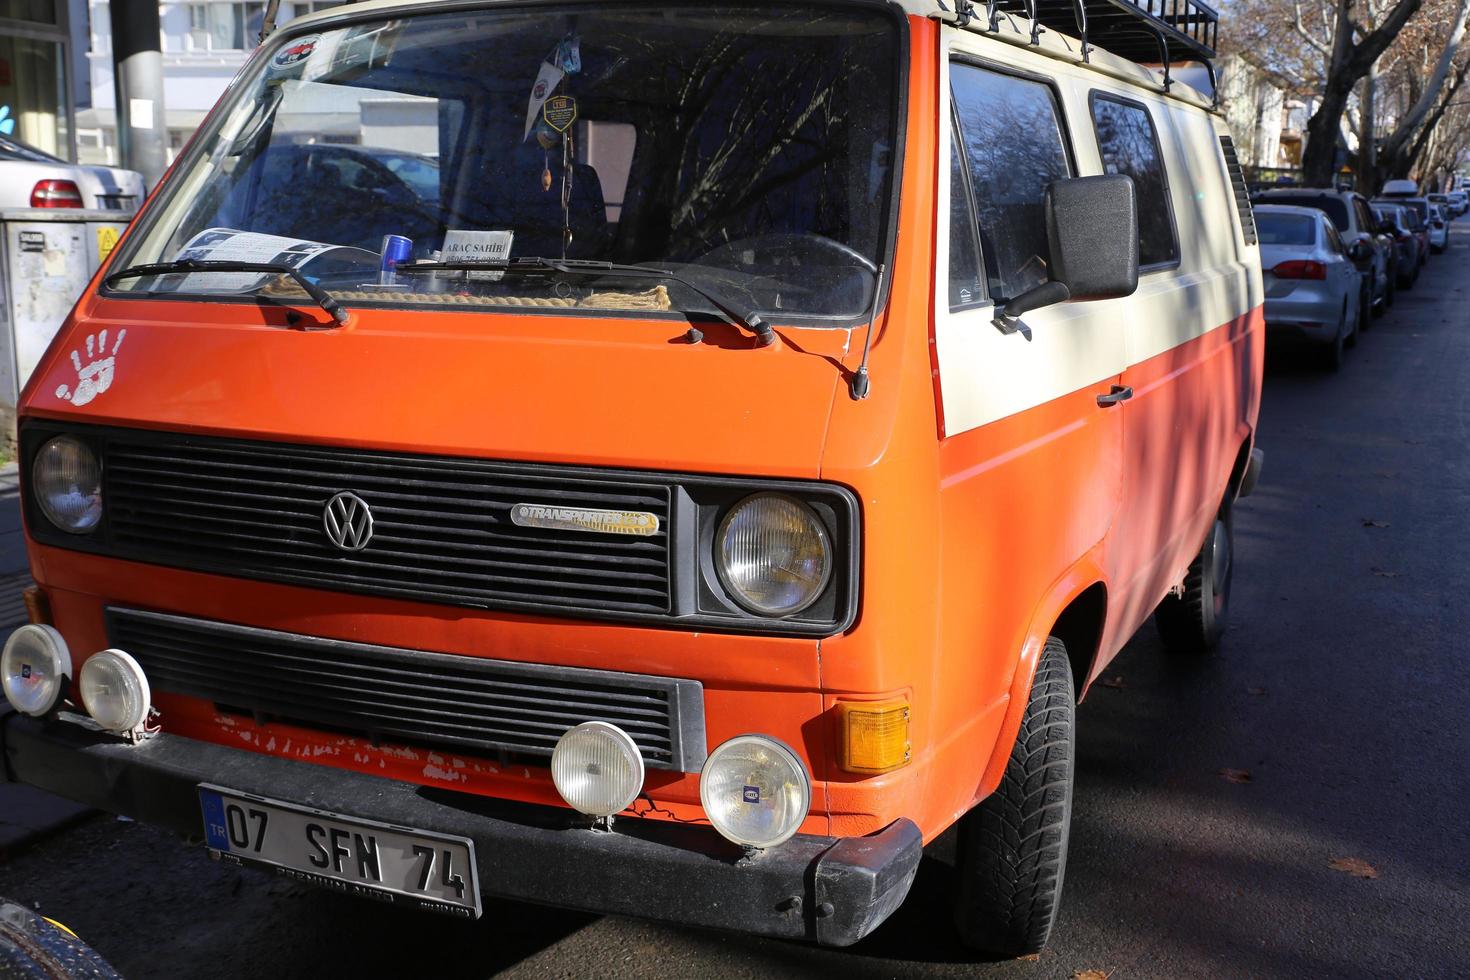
[551,721,645,818]
[1,624,71,716]
[700,734,811,848]
[78,649,151,737]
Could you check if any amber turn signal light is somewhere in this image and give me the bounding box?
[836,698,911,774]
[23,586,51,626]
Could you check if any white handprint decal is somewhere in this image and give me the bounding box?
[55,329,126,407]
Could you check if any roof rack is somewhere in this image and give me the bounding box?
[941,0,1218,88]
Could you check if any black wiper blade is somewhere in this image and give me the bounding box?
[401,256,775,346]
[104,259,348,326]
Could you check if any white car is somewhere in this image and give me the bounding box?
[0,134,145,213]
[1427,204,1450,252]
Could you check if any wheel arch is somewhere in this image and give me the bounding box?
[972,561,1109,804]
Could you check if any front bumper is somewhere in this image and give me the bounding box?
[0,709,922,947]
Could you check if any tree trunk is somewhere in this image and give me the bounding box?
[1303,81,1354,186]
[1357,71,1377,194]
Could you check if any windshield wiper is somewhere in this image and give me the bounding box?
[401,256,775,346]
[104,259,348,327]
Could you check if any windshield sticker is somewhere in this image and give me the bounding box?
[543,96,577,134]
[510,504,660,537]
[55,329,126,408]
[524,61,565,139]
[270,35,320,72]
[440,230,514,281]
[173,228,342,290]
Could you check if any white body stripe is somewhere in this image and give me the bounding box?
[934,25,1262,436]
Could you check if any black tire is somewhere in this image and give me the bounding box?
[1380,273,1394,311]
[954,638,1076,957]
[1154,508,1234,654]
[1350,284,1368,342]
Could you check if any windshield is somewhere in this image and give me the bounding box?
[1260,195,1348,231]
[0,134,66,164]
[110,5,899,323]
[1256,212,1317,246]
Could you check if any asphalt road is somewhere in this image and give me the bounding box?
[3,230,1469,980]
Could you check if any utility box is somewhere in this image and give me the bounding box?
[0,209,130,445]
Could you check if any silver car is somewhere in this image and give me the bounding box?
[0,134,145,213]
[1257,204,1364,371]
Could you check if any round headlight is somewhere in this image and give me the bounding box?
[716,494,832,617]
[700,734,811,848]
[551,721,645,817]
[33,436,102,533]
[79,649,150,734]
[1,625,71,716]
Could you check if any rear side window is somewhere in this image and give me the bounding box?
[1256,212,1316,246]
[1352,198,1377,233]
[951,64,1072,300]
[1091,95,1177,267]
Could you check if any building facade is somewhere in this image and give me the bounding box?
[1,0,84,159]
[76,0,342,165]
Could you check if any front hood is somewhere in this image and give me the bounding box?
[22,297,851,478]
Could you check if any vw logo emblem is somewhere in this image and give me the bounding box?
[323,492,373,551]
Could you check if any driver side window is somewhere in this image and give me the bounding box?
[950,63,1072,302]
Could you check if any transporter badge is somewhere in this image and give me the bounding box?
[510,504,659,537]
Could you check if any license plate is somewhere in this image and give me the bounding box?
[198,785,481,918]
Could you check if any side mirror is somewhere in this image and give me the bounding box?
[1347,239,1373,262]
[994,175,1139,338]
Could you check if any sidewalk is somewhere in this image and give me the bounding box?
[0,462,93,857]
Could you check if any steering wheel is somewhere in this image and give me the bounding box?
[696,233,878,275]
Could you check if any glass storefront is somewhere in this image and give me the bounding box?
[0,0,74,159]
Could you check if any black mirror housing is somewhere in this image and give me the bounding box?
[1045,174,1140,301]
[992,174,1141,339]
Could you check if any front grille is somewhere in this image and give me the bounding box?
[102,432,673,617]
[107,607,706,771]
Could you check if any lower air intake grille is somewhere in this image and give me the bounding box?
[107,607,706,772]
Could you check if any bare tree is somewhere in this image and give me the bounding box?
[1298,0,1426,186]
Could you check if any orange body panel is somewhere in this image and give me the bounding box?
[17,16,1263,847]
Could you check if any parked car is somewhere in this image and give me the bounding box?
[1,0,1266,960]
[1372,203,1422,288]
[1427,203,1450,252]
[1253,186,1389,317]
[1427,193,1453,218]
[1447,190,1468,216]
[1375,185,1436,254]
[1256,204,1364,370]
[0,133,145,213]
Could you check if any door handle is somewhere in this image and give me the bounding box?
[1096,385,1133,407]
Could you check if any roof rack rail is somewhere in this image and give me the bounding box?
[943,0,1218,77]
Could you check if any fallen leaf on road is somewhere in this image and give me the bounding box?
[1019,953,1041,962]
[1361,519,1391,528]
[1099,676,1126,689]
[1247,687,1267,696]
[1371,567,1399,577]
[1329,857,1379,879]
[1219,768,1252,784]
[1073,971,1111,980]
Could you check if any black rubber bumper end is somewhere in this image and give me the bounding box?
[813,817,925,945]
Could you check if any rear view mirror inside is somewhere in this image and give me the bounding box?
[994,174,1140,338]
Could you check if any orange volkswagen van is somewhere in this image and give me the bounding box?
[1,0,1262,956]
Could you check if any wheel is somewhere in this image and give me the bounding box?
[1381,272,1395,310]
[1154,508,1233,654]
[953,637,1075,957]
[1317,303,1347,370]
